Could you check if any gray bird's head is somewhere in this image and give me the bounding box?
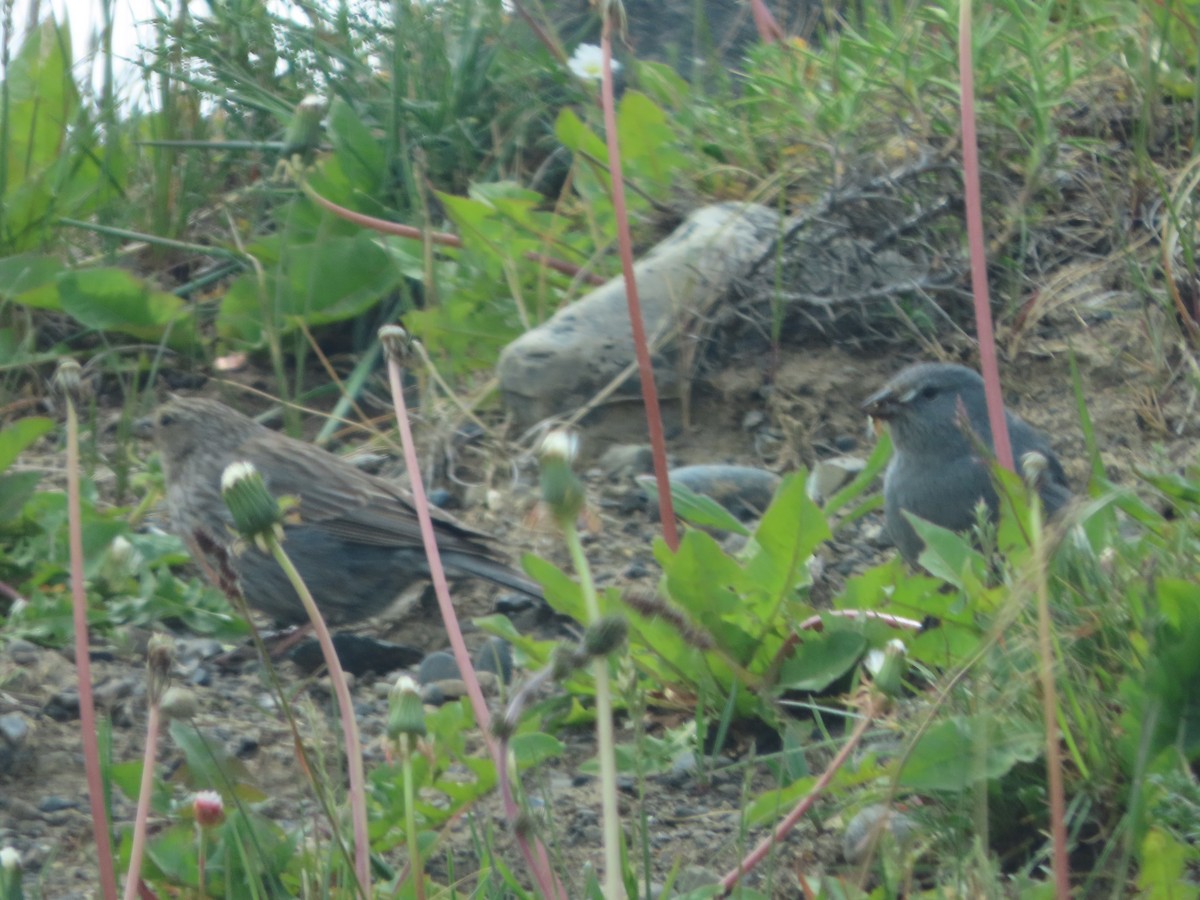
[862,363,988,456]
[136,396,263,473]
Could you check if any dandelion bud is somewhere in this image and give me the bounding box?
[538,430,584,524]
[146,633,175,704]
[582,616,627,658]
[220,461,284,551]
[379,324,413,364]
[387,675,426,743]
[866,638,907,698]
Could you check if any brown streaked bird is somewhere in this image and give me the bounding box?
[138,396,542,625]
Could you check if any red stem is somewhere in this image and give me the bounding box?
[300,181,605,286]
[599,24,679,551]
[719,694,881,893]
[66,401,119,900]
[957,2,1014,472]
[385,358,567,900]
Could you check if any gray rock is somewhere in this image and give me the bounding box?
[0,713,29,747]
[597,444,655,479]
[417,651,460,684]
[498,203,780,427]
[806,456,867,504]
[473,638,513,684]
[842,803,919,863]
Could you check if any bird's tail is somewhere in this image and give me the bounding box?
[440,551,544,599]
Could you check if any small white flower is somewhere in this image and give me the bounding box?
[0,846,21,870]
[864,649,886,677]
[539,429,579,463]
[864,640,906,676]
[568,43,618,82]
[220,460,259,492]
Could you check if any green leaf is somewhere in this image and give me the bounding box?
[660,530,744,619]
[616,91,686,190]
[0,417,53,472]
[4,18,78,184]
[899,715,1041,791]
[910,513,987,588]
[775,630,865,691]
[646,478,749,535]
[745,472,830,598]
[282,233,400,325]
[0,471,43,519]
[0,253,66,303]
[634,60,690,108]
[1138,829,1199,899]
[510,732,564,768]
[554,107,608,162]
[57,268,190,343]
[326,97,387,190]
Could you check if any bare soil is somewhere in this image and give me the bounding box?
[2,305,1197,897]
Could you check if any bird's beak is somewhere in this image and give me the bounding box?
[133,415,155,440]
[861,385,901,420]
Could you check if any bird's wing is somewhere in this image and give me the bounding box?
[1009,417,1072,508]
[239,432,495,552]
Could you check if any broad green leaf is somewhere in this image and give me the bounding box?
[0,471,43,520]
[910,514,987,589]
[510,732,564,768]
[326,97,387,190]
[1138,829,1199,899]
[775,629,865,691]
[214,273,266,344]
[554,107,607,161]
[645,478,749,535]
[4,18,78,185]
[282,234,400,325]
[634,60,690,108]
[899,715,1041,791]
[659,529,743,619]
[617,91,687,190]
[0,417,54,472]
[57,268,189,342]
[0,254,66,302]
[744,472,829,598]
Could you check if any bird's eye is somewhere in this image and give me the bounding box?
[918,385,938,400]
[159,413,175,427]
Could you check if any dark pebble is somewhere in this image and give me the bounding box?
[417,651,460,684]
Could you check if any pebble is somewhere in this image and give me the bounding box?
[806,456,867,504]
[473,638,513,684]
[597,444,655,479]
[417,651,460,684]
[842,804,918,863]
[6,639,40,666]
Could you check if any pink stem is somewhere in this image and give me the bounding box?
[599,24,679,552]
[385,360,566,900]
[957,2,1013,472]
[66,401,119,900]
[719,694,880,893]
[122,705,159,900]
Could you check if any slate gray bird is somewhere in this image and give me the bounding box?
[139,396,542,624]
[861,363,1071,565]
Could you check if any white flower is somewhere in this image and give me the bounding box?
[539,429,579,463]
[0,846,21,870]
[220,460,259,492]
[568,43,618,82]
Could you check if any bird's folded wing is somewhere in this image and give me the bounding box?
[242,433,495,551]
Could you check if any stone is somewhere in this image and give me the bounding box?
[806,456,867,504]
[498,203,780,427]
